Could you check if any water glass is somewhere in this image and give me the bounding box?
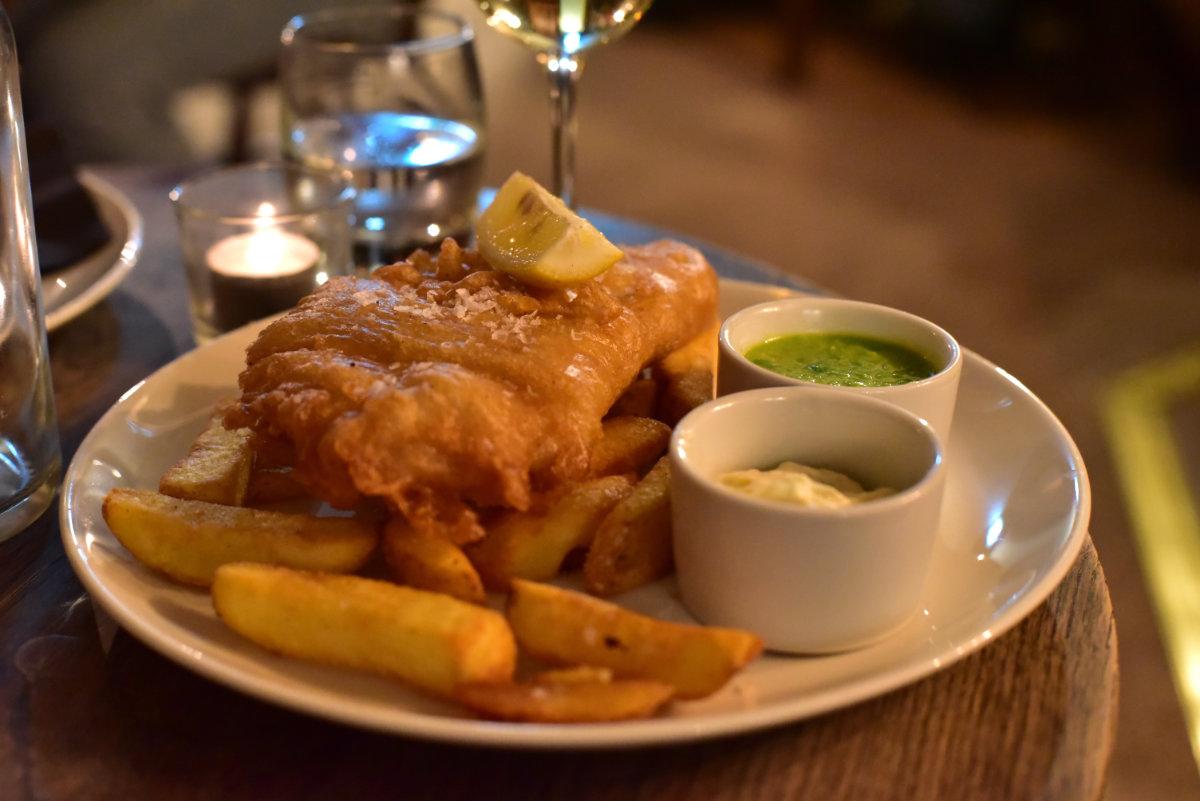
[280,6,486,269]
[171,162,355,343]
[0,9,60,541]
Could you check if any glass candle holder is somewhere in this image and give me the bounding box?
[171,163,354,343]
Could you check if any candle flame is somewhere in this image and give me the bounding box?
[245,229,287,271]
[206,228,319,279]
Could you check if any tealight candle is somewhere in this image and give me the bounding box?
[171,163,355,343]
[205,227,323,332]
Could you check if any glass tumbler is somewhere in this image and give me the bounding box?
[0,8,60,541]
[280,6,486,269]
[171,162,355,343]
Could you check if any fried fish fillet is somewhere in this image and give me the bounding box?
[228,239,717,541]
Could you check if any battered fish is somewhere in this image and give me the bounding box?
[228,239,717,541]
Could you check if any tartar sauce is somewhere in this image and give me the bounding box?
[719,462,894,508]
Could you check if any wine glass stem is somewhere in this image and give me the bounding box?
[546,54,583,208]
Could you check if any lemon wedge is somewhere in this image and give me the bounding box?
[477,172,623,288]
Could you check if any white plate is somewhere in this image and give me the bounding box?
[60,278,1090,748]
[42,171,144,331]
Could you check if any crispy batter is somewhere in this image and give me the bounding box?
[229,239,717,540]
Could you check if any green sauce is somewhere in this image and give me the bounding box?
[744,333,936,387]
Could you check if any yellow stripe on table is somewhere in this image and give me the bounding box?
[1102,345,1200,769]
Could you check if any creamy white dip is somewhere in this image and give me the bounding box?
[719,461,894,508]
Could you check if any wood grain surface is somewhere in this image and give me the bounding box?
[0,168,1117,801]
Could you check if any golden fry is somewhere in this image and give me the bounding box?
[534,666,614,684]
[467,475,633,590]
[158,419,253,506]
[383,519,486,604]
[213,563,515,698]
[588,416,671,478]
[653,321,718,424]
[507,579,762,699]
[584,457,673,596]
[455,674,674,722]
[245,468,310,505]
[658,371,714,425]
[102,488,377,586]
[608,377,658,418]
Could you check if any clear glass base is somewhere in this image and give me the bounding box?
[0,459,59,543]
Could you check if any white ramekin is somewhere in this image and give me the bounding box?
[670,386,946,654]
[718,297,962,444]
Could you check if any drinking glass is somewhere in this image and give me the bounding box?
[0,8,60,541]
[171,162,355,343]
[280,6,486,269]
[475,0,654,207]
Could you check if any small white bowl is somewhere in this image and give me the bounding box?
[718,297,962,443]
[670,387,946,654]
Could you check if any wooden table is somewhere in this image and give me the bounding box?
[0,166,1118,801]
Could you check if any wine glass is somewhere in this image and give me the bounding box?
[476,0,654,208]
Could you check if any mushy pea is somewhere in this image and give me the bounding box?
[744,332,936,387]
[720,462,895,509]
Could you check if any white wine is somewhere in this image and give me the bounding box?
[478,0,653,55]
[473,0,652,206]
[287,111,484,267]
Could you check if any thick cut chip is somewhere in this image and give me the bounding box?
[508,579,762,699]
[584,457,673,596]
[588,416,671,478]
[653,322,719,424]
[213,564,515,697]
[608,377,658,418]
[102,488,377,586]
[467,475,633,590]
[534,666,614,684]
[245,468,309,505]
[383,519,486,604]
[455,675,674,722]
[158,419,253,506]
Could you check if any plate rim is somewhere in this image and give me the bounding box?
[59,277,1092,749]
[43,170,145,331]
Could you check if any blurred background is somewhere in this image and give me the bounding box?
[9,0,1200,797]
